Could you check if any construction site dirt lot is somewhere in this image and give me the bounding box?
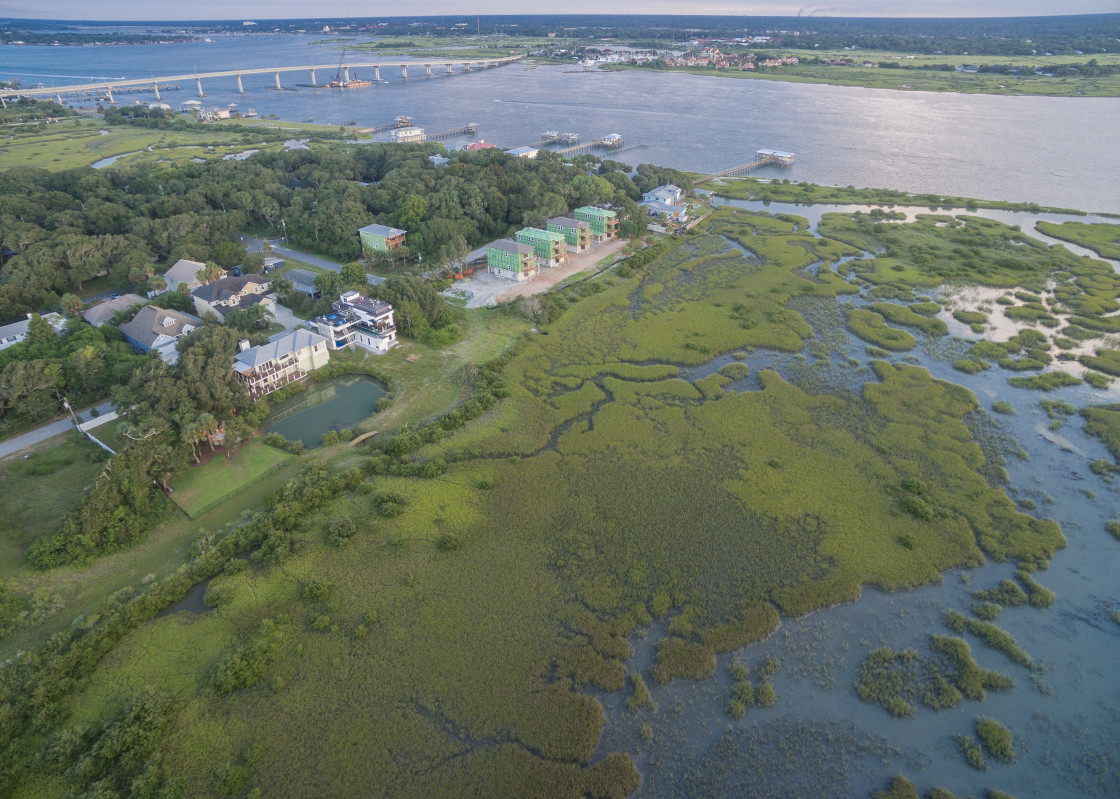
[449,238,629,308]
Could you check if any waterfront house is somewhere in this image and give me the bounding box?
[191,274,275,320]
[359,223,407,255]
[641,200,689,223]
[390,126,426,143]
[486,239,537,282]
[515,227,568,268]
[546,216,593,252]
[161,258,222,293]
[232,329,329,399]
[118,305,200,363]
[81,294,146,328]
[573,206,619,242]
[0,312,66,351]
[642,184,685,206]
[429,154,450,167]
[505,146,539,159]
[285,269,322,298]
[314,291,397,354]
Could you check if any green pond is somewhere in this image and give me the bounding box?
[265,374,386,447]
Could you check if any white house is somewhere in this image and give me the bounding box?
[641,184,685,206]
[315,291,397,354]
[0,312,66,350]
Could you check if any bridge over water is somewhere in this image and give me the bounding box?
[0,55,523,105]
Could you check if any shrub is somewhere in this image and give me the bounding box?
[991,400,1015,415]
[976,717,1015,763]
[213,617,291,693]
[300,578,332,603]
[756,682,777,707]
[957,735,987,770]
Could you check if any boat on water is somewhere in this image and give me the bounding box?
[329,77,372,88]
[242,109,259,118]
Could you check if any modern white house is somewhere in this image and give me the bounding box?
[639,184,689,223]
[314,291,397,354]
[232,329,330,399]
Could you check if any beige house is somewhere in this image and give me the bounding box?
[191,274,275,321]
[232,329,330,399]
[161,259,222,293]
[81,294,146,327]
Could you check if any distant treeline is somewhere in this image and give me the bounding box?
[0,30,193,45]
[124,13,1120,55]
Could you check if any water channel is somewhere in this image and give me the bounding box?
[264,373,386,447]
[589,207,1120,798]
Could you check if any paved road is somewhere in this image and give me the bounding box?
[240,236,385,284]
[0,401,114,459]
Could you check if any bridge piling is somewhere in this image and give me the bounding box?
[237,74,244,93]
[344,67,350,83]
[196,77,204,97]
[425,64,433,77]
[274,71,281,90]
[310,68,317,85]
[374,66,380,82]
[153,82,161,101]
[401,65,408,79]
[446,64,452,74]
[105,87,115,104]
[57,91,64,104]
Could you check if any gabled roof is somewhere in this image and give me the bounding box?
[286,268,318,287]
[359,223,406,238]
[81,294,146,326]
[548,216,590,230]
[233,329,326,371]
[162,258,208,286]
[118,305,200,348]
[191,274,271,304]
[488,238,535,257]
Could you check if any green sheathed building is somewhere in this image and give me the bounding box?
[486,239,537,282]
[573,206,618,241]
[547,216,592,252]
[515,227,568,267]
[359,223,407,254]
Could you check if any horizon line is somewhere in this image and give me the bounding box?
[3,11,1120,23]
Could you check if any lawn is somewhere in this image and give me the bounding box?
[0,433,107,575]
[0,117,350,172]
[171,438,293,518]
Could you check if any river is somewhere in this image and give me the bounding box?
[3,33,1120,213]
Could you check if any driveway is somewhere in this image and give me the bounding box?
[270,302,304,331]
[0,400,114,459]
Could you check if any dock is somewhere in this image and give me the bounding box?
[694,149,796,184]
[551,134,626,157]
[359,116,414,134]
[425,122,479,141]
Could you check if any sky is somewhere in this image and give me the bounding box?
[0,1,1116,21]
